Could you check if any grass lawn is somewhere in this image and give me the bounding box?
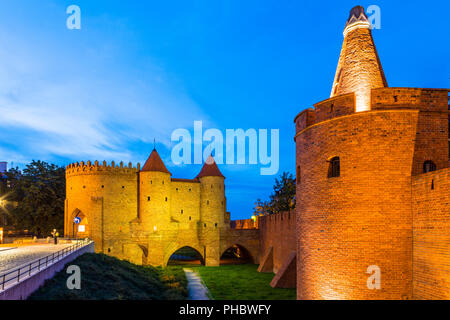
[192,264,296,300]
[29,253,188,300]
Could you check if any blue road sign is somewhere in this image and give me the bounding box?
[74,217,81,224]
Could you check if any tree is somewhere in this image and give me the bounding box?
[253,171,296,216]
[8,161,65,236]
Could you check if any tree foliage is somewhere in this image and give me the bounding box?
[6,160,65,236]
[253,171,296,216]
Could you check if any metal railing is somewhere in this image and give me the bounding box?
[0,239,92,291]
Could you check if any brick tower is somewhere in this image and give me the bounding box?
[294,5,449,300]
[330,5,388,112]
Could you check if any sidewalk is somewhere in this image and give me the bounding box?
[183,268,212,300]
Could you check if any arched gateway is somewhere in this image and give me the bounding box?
[64,150,260,267]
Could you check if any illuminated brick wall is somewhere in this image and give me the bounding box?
[259,211,296,273]
[65,160,260,267]
[412,168,450,299]
[295,110,417,300]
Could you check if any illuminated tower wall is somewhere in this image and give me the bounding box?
[330,6,388,112]
[294,6,449,300]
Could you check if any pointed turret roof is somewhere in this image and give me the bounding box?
[344,5,370,33]
[196,155,225,179]
[330,5,388,112]
[141,149,171,174]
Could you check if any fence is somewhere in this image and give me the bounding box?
[0,239,92,291]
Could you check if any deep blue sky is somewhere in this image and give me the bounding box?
[0,1,448,219]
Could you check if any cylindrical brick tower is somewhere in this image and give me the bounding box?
[139,149,172,265]
[197,156,226,266]
[295,6,415,300]
[65,160,138,256]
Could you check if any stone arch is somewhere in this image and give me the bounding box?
[70,208,89,238]
[220,243,255,264]
[164,243,205,267]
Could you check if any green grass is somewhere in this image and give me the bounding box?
[29,253,188,300]
[192,264,296,300]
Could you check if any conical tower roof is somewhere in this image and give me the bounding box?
[196,155,225,179]
[331,5,388,112]
[141,149,171,174]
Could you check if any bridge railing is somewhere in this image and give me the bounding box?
[0,239,93,291]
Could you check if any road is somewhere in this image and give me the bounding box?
[0,244,72,274]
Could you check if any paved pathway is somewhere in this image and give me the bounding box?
[0,244,72,274]
[183,268,211,300]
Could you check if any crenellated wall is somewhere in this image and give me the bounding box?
[64,157,260,268]
[230,218,258,230]
[65,161,139,260]
[291,6,449,300]
[259,211,296,274]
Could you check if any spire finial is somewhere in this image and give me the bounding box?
[153,138,156,151]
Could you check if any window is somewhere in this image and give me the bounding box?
[165,197,168,202]
[423,160,436,173]
[297,165,301,184]
[328,157,340,178]
[147,196,150,201]
[181,209,183,214]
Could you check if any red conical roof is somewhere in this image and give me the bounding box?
[141,149,171,174]
[196,155,225,179]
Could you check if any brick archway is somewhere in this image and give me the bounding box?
[220,243,255,264]
[164,244,205,266]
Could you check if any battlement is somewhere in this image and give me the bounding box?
[66,160,140,177]
[294,87,449,137]
[371,88,449,112]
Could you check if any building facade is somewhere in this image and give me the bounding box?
[64,150,259,266]
[294,6,450,299]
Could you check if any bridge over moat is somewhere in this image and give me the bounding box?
[64,150,260,267]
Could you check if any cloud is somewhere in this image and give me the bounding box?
[0,24,209,166]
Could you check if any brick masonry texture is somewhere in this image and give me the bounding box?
[292,8,449,299]
[259,211,296,274]
[412,168,450,299]
[294,86,449,300]
[296,110,418,300]
[64,158,260,267]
